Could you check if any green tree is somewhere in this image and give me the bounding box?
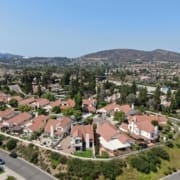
[0,101,7,111]
[151,120,159,126]
[166,88,171,101]
[37,85,42,97]
[18,105,31,112]
[42,93,55,101]
[52,106,61,114]
[131,81,137,94]
[138,88,147,106]
[74,92,82,110]
[175,88,180,108]
[113,111,126,124]
[170,96,177,111]
[9,99,18,108]
[6,139,17,151]
[37,108,47,115]
[126,93,136,105]
[154,86,161,110]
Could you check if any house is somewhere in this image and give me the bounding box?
[0,109,16,122]
[24,115,49,135]
[82,97,97,113]
[44,99,61,112]
[44,117,72,140]
[97,103,131,117]
[71,125,94,151]
[31,98,50,108]
[50,100,61,108]
[96,122,134,156]
[60,99,75,110]
[19,97,35,106]
[120,114,162,141]
[3,112,32,128]
[44,99,75,112]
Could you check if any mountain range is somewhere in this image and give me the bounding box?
[0,48,180,67]
[78,49,180,66]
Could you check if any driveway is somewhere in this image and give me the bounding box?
[57,136,74,154]
[0,149,56,180]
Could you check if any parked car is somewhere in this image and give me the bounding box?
[0,159,5,165]
[9,152,18,158]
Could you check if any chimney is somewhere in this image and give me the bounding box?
[37,102,40,108]
[50,125,54,138]
[85,133,90,149]
[133,116,136,122]
[131,103,134,110]
[35,112,38,118]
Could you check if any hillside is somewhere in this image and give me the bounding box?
[0,54,73,67]
[1,48,180,67]
[76,49,180,66]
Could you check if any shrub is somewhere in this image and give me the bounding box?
[130,148,169,173]
[176,143,180,148]
[166,141,174,148]
[67,158,125,179]
[52,106,61,114]
[0,134,5,146]
[6,139,17,151]
[30,151,39,164]
[100,151,109,158]
[6,176,16,180]
[151,147,169,160]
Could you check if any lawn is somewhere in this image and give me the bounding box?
[74,149,93,158]
[118,135,180,180]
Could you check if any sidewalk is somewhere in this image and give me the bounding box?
[0,166,25,180]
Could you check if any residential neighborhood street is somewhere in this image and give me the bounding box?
[0,150,56,180]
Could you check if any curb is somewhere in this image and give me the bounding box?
[0,148,57,180]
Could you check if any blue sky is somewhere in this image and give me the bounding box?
[0,0,180,57]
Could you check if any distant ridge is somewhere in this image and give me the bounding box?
[1,48,180,67]
[77,48,180,66]
[0,53,22,59]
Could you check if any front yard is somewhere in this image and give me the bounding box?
[74,149,93,158]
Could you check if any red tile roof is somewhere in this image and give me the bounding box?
[28,115,49,132]
[99,103,131,114]
[0,109,15,118]
[6,112,32,126]
[33,98,49,107]
[50,100,61,108]
[96,122,118,141]
[45,117,72,135]
[119,104,131,114]
[59,117,72,129]
[60,99,75,109]
[71,125,94,141]
[119,123,129,131]
[19,97,35,105]
[44,119,60,134]
[128,114,167,125]
[115,133,133,144]
[136,119,154,133]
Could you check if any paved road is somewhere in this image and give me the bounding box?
[162,171,180,180]
[0,150,56,180]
